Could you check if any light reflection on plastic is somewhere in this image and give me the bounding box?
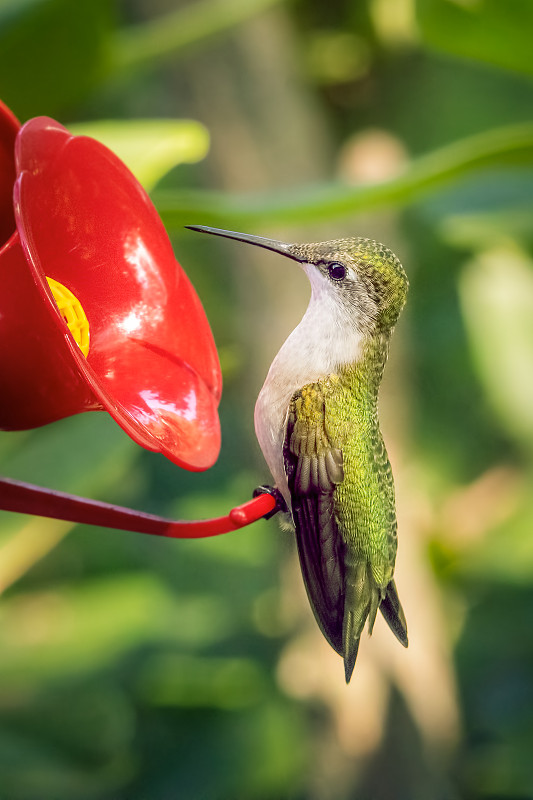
[139,388,198,422]
[123,233,168,300]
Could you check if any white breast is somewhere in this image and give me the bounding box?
[254,265,363,508]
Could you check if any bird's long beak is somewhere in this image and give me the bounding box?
[186,225,302,262]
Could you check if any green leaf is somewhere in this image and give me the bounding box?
[416,0,533,76]
[0,574,233,683]
[69,119,210,190]
[459,245,533,452]
[153,122,533,229]
[0,0,115,119]
[440,208,533,250]
[114,0,288,74]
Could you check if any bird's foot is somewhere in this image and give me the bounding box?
[252,485,288,519]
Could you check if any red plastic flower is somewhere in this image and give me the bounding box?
[0,99,221,471]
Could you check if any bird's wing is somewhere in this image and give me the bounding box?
[283,383,345,655]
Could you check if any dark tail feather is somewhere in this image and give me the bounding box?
[343,635,360,683]
[379,580,408,647]
[342,563,377,683]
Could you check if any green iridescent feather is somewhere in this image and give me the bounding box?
[284,337,408,683]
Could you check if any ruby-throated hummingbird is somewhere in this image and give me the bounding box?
[187,225,409,682]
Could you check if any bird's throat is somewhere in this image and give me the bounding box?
[255,301,390,509]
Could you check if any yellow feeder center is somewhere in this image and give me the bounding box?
[46,277,90,358]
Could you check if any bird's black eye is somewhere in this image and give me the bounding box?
[328,262,346,281]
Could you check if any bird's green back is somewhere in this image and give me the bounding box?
[323,335,397,590]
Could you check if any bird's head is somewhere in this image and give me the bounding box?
[186,227,408,338]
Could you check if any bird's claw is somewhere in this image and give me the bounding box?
[253,485,288,518]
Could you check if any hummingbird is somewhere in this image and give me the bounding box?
[187,225,409,682]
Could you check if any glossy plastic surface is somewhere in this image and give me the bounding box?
[0,477,277,538]
[0,104,222,470]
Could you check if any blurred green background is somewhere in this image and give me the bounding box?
[2,0,533,797]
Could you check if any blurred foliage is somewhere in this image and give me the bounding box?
[152,122,533,227]
[416,0,533,77]
[0,0,115,119]
[70,118,209,190]
[2,0,533,798]
[113,0,287,74]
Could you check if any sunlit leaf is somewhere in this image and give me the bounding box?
[69,119,210,191]
[441,208,533,250]
[153,123,533,229]
[459,245,533,451]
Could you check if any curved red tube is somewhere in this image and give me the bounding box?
[0,477,277,539]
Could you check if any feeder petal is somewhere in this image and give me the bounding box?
[1,106,221,470]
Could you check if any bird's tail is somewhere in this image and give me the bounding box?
[379,579,409,648]
[342,565,408,683]
[342,562,380,683]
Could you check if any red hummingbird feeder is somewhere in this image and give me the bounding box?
[0,98,277,537]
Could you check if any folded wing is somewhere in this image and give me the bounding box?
[283,384,345,654]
